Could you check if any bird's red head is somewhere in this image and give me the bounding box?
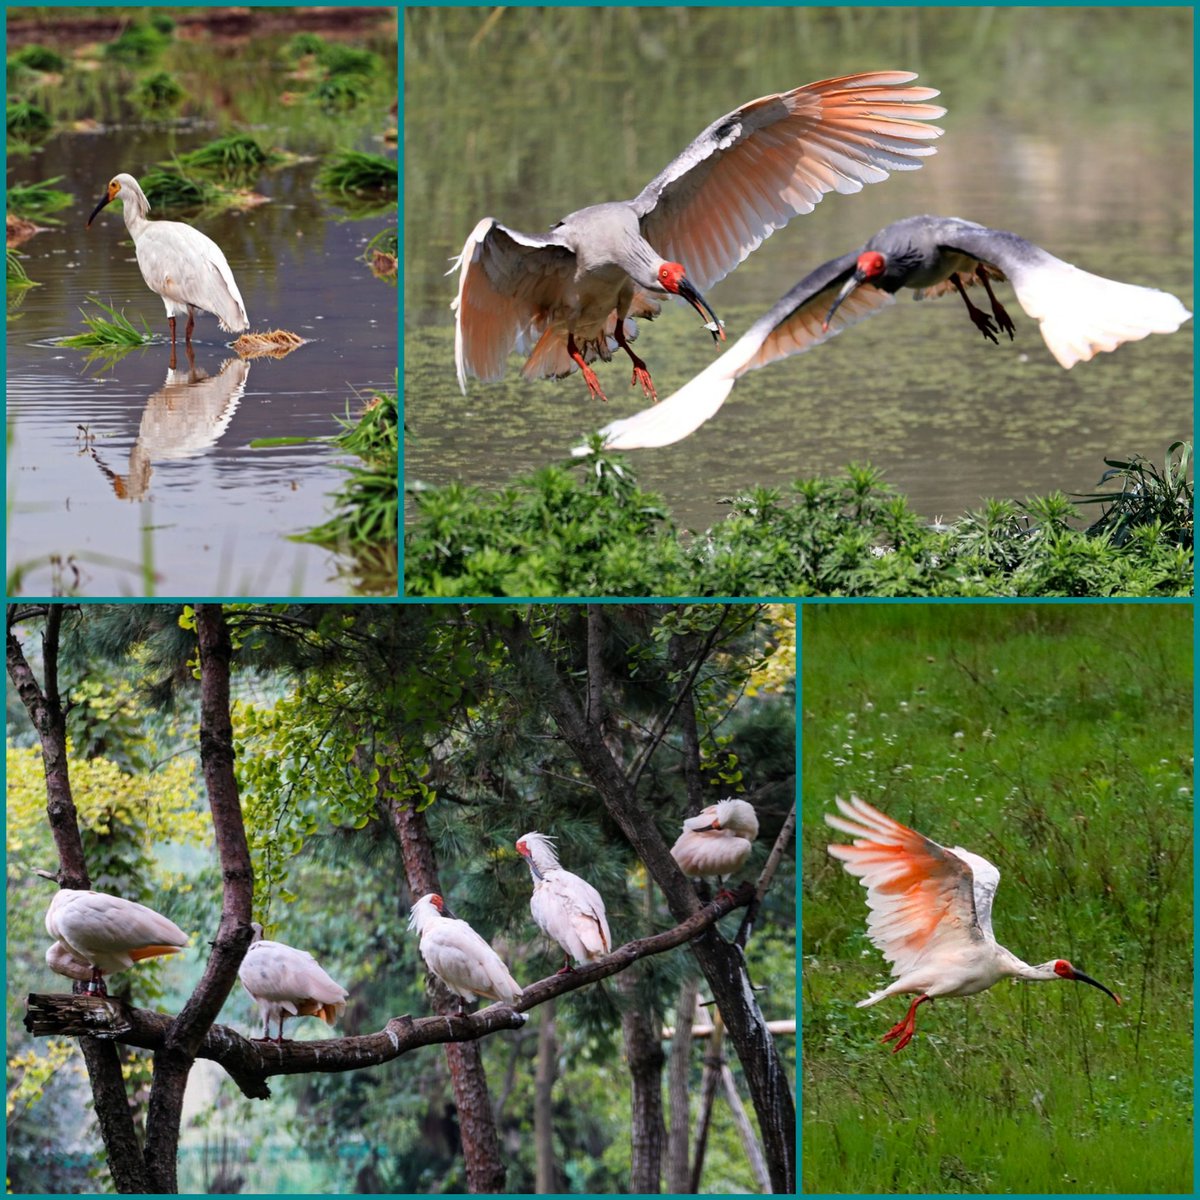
[515,839,529,858]
[855,251,887,281]
[430,894,445,912]
[1053,959,1074,979]
[658,261,688,292]
[657,262,725,342]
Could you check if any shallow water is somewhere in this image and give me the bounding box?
[8,19,397,596]
[404,7,1193,534]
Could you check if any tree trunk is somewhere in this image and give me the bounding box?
[721,1063,770,1192]
[144,604,254,1193]
[496,612,796,1193]
[534,999,557,1194]
[665,976,699,1193]
[7,606,149,1193]
[378,786,507,1194]
[618,970,665,1193]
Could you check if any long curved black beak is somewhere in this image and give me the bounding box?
[823,271,865,333]
[86,193,112,229]
[1071,968,1122,1005]
[677,277,725,343]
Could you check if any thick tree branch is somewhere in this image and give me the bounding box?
[25,889,750,1099]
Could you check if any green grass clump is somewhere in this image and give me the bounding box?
[7,176,72,218]
[316,150,397,197]
[6,100,51,138]
[801,603,1192,1195]
[61,296,153,348]
[138,168,213,211]
[7,250,37,288]
[299,388,398,550]
[103,20,170,63]
[403,449,1194,598]
[175,134,275,180]
[135,71,184,111]
[308,73,370,111]
[283,32,325,60]
[10,45,64,72]
[316,45,380,77]
[1076,440,1192,548]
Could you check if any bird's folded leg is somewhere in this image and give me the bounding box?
[949,274,999,344]
[975,266,1016,340]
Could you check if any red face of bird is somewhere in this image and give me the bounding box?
[1052,958,1122,1005]
[657,262,725,342]
[515,836,546,882]
[87,178,123,228]
[823,250,888,331]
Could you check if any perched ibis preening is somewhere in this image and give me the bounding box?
[516,831,612,973]
[238,923,349,1043]
[452,72,945,402]
[825,796,1122,1053]
[44,888,188,996]
[670,798,759,894]
[581,214,1192,450]
[408,893,523,1009]
[87,173,249,349]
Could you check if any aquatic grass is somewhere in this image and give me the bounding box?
[138,167,215,211]
[60,296,153,349]
[9,45,64,73]
[316,150,397,198]
[1075,441,1193,548]
[134,71,184,112]
[6,250,37,288]
[308,73,371,112]
[175,134,278,180]
[7,176,72,218]
[103,20,170,64]
[316,45,380,77]
[283,32,326,60]
[6,100,51,138]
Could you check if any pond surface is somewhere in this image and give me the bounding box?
[8,15,397,596]
[404,7,1192,535]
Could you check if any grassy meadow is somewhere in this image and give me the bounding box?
[801,604,1193,1194]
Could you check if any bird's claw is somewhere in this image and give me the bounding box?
[992,305,1017,341]
[971,310,999,344]
[630,365,658,402]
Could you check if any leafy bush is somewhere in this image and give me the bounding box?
[404,450,1193,598]
[135,71,184,111]
[103,21,170,63]
[10,45,64,72]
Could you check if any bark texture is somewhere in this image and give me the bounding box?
[619,970,666,1193]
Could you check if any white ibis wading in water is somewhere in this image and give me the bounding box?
[671,798,759,894]
[238,923,349,1042]
[516,831,612,973]
[826,796,1122,1053]
[582,214,1192,450]
[44,888,188,996]
[452,73,945,402]
[87,173,249,349]
[408,893,523,1009]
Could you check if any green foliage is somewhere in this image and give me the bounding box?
[9,45,64,72]
[802,604,1192,1194]
[7,249,37,288]
[316,150,397,197]
[405,451,1194,597]
[60,296,153,348]
[282,32,326,60]
[6,99,51,138]
[175,134,277,180]
[134,70,184,111]
[316,45,380,77]
[1076,441,1193,548]
[138,167,214,211]
[6,176,72,218]
[103,20,170,63]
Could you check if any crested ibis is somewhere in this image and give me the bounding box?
[44,888,188,996]
[516,831,612,972]
[671,798,759,888]
[452,73,945,402]
[825,795,1122,1053]
[408,893,523,1008]
[87,173,248,349]
[581,214,1191,450]
[238,922,349,1042]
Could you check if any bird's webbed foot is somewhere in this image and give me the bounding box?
[976,267,1016,340]
[951,273,999,344]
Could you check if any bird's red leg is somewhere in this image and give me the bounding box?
[567,333,608,402]
[184,312,195,345]
[975,266,1016,340]
[88,968,108,997]
[556,955,574,976]
[167,315,177,345]
[612,320,657,401]
[880,993,931,1053]
[949,273,999,344]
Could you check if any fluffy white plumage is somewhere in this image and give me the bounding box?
[408,893,523,1006]
[88,172,248,339]
[516,831,612,967]
[670,798,759,880]
[238,923,349,1041]
[45,888,188,993]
